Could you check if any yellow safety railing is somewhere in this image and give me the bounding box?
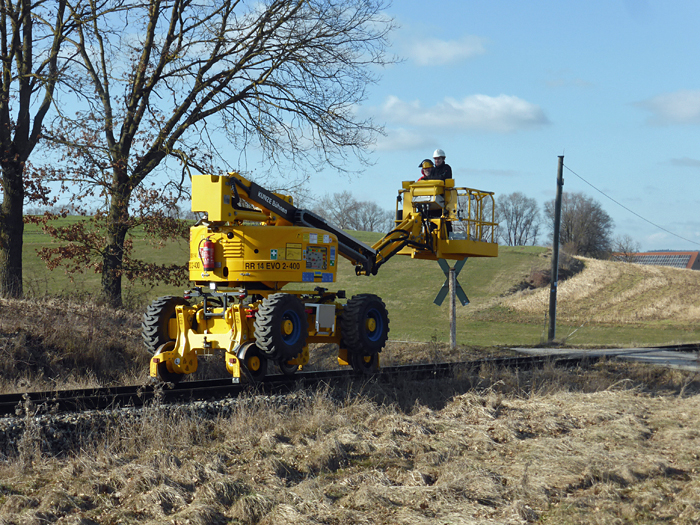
[447,186,497,244]
[394,183,497,245]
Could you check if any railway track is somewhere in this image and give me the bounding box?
[647,342,700,352]
[0,353,603,417]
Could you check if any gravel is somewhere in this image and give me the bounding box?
[0,391,316,458]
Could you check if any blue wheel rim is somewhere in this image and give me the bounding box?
[282,310,302,345]
[366,308,384,342]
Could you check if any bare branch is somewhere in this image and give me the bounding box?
[41,0,395,306]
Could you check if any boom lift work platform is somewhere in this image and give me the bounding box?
[142,172,498,383]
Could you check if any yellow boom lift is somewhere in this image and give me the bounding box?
[142,173,498,382]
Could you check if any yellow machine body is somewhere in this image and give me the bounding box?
[189,224,340,288]
[145,171,498,384]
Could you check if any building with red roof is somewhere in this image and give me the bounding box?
[618,251,700,270]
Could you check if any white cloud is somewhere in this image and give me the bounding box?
[407,36,486,66]
[379,94,549,133]
[373,128,432,152]
[637,90,700,125]
[645,232,671,245]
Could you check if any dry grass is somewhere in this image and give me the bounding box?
[2,269,700,523]
[4,257,700,523]
[0,297,148,393]
[1,364,700,524]
[0,297,235,393]
[503,257,700,326]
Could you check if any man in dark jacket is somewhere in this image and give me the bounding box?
[430,148,452,180]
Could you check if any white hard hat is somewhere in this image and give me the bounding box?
[433,148,446,158]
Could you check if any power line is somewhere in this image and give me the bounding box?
[563,164,700,249]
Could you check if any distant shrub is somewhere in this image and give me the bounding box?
[507,250,585,295]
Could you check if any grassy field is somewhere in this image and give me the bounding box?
[21,218,700,347]
[22,217,191,304]
[2,360,699,524]
[3,221,700,525]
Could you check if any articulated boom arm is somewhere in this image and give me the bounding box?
[226,174,497,275]
[367,214,431,274]
[191,172,497,283]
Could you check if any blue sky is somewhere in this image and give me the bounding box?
[306,0,700,251]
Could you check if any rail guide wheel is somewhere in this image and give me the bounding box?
[278,358,300,376]
[341,293,389,374]
[238,342,268,379]
[350,351,379,374]
[153,341,185,384]
[254,293,309,360]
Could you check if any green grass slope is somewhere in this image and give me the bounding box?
[21,219,700,347]
[22,218,190,303]
[331,231,552,344]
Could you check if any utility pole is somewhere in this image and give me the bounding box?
[449,267,456,350]
[548,155,564,343]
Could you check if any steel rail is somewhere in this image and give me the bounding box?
[0,353,604,417]
[648,342,700,352]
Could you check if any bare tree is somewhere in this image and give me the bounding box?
[613,234,641,262]
[353,201,392,233]
[495,192,541,246]
[39,0,396,307]
[544,192,614,258]
[314,191,391,232]
[0,0,72,298]
[314,191,358,229]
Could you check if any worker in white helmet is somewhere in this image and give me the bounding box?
[430,148,452,181]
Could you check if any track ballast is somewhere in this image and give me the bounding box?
[0,354,605,417]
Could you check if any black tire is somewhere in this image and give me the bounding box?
[254,293,308,360]
[142,296,189,355]
[349,351,379,375]
[278,359,300,376]
[340,294,389,356]
[154,342,184,384]
[239,342,268,379]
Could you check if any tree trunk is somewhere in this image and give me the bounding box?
[0,161,25,298]
[101,185,131,308]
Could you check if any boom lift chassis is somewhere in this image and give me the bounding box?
[142,173,498,383]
